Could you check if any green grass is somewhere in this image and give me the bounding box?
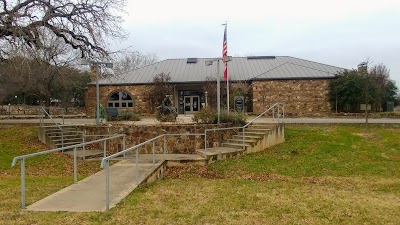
[211,125,400,178]
[0,124,399,224]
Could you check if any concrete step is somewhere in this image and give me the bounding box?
[51,137,83,143]
[252,122,276,125]
[63,149,104,159]
[248,124,275,129]
[243,131,266,136]
[233,134,262,140]
[55,141,83,148]
[244,128,271,133]
[46,130,82,136]
[226,138,257,145]
[197,147,245,163]
[222,142,251,149]
[44,127,77,132]
[49,133,82,138]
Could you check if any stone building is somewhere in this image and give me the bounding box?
[85,56,345,116]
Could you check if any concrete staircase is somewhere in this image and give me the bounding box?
[38,125,104,159]
[223,123,284,153]
[39,125,83,148]
[197,123,285,164]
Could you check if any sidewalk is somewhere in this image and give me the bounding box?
[1,114,400,125]
[27,159,165,212]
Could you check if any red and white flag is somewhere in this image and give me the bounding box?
[222,24,228,80]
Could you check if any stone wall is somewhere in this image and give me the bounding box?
[85,84,154,116]
[86,78,333,117]
[0,105,85,115]
[81,123,237,155]
[252,79,332,116]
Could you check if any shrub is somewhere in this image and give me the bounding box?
[220,110,247,126]
[193,107,216,124]
[120,112,141,121]
[108,112,141,121]
[193,108,246,126]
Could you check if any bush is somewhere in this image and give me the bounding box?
[156,112,177,122]
[108,112,141,121]
[220,110,247,126]
[193,107,216,124]
[193,108,246,126]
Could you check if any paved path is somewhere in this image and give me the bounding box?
[252,117,400,124]
[1,116,399,125]
[27,159,164,212]
[26,154,206,212]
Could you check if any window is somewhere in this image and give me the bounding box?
[107,91,134,108]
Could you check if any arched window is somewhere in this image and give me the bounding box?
[107,91,134,108]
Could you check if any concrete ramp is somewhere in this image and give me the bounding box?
[27,159,165,212]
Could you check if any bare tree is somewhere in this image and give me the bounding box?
[112,52,158,76]
[202,76,218,108]
[147,72,173,113]
[202,76,252,111]
[0,0,126,58]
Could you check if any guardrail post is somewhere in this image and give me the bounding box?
[21,158,26,209]
[273,107,275,120]
[82,133,86,160]
[62,108,65,125]
[136,147,139,184]
[242,127,245,150]
[73,147,77,184]
[61,130,64,149]
[105,159,110,211]
[103,140,107,157]
[122,135,126,157]
[163,135,167,154]
[152,140,155,166]
[204,130,207,153]
[278,104,280,123]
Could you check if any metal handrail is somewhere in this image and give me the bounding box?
[39,107,65,126]
[11,134,126,209]
[100,132,204,211]
[204,102,285,152]
[39,107,65,147]
[100,133,205,168]
[244,102,285,128]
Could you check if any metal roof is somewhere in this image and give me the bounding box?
[98,56,346,85]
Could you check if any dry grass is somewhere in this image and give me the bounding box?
[0,124,399,224]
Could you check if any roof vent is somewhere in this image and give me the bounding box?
[247,56,276,60]
[187,58,198,63]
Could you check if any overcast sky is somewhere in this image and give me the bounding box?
[113,0,400,87]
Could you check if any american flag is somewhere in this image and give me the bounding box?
[222,24,228,79]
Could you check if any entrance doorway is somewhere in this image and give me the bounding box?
[184,96,199,113]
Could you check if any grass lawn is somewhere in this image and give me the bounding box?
[0,124,399,224]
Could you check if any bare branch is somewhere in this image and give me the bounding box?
[0,0,127,58]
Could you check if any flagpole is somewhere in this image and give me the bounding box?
[227,67,229,112]
[222,23,229,112]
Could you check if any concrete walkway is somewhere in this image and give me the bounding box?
[25,151,244,212]
[1,115,399,125]
[27,159,164,212]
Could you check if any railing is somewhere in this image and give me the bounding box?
[11,134,126,209]
[39,107,65,147]
[82,134,126,160]
[39,107,66,126]
[100,133,204,211]
[204,102,285,152]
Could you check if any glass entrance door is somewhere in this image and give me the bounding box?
[184,96,199,113]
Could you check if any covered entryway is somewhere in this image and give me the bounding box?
[184,96,200,113]
[175,87,205,114]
